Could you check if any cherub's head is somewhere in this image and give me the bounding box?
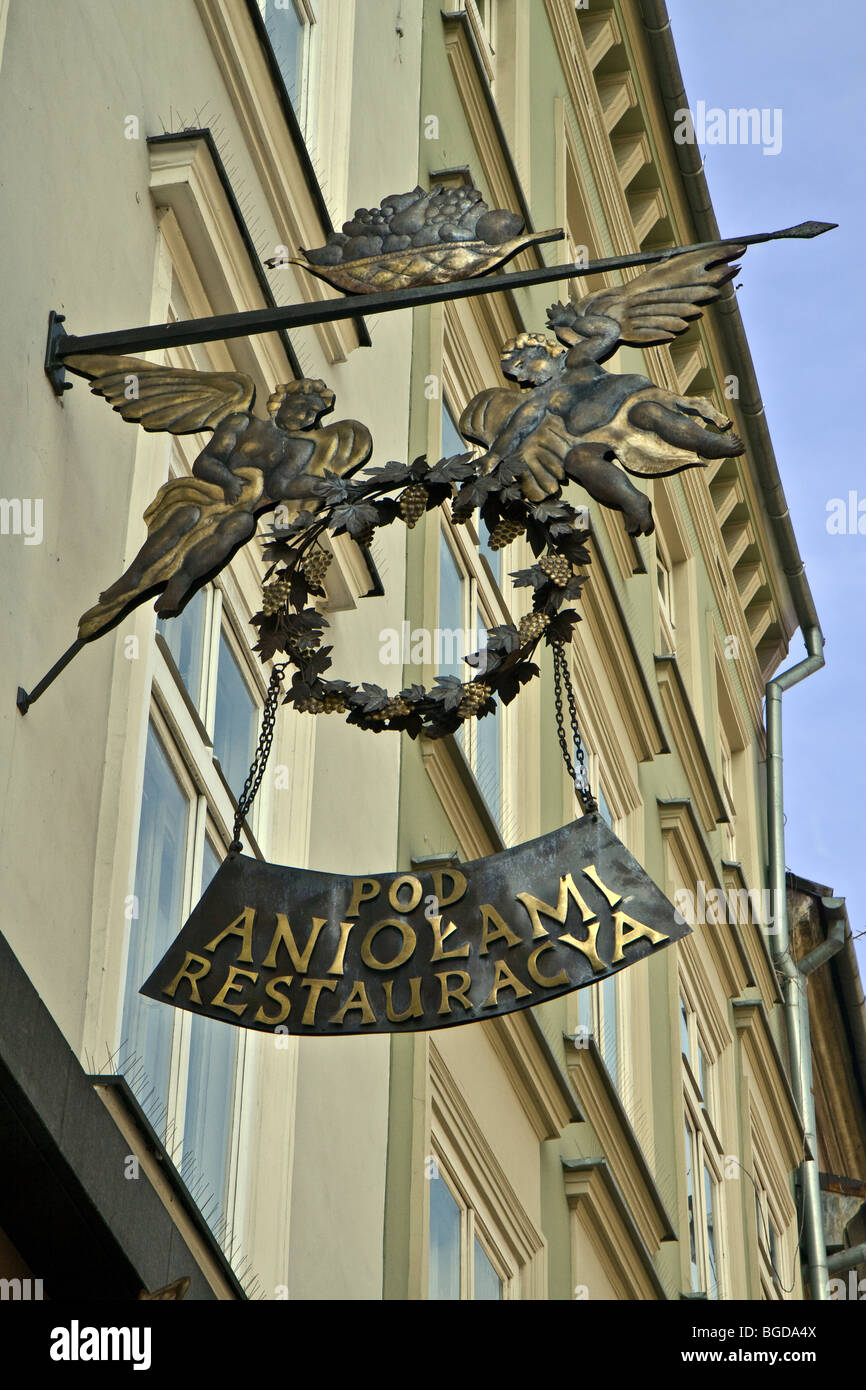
[268,378,336,431]
[500,332,566,388]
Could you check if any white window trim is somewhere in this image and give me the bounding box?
[427,1042,547,1299]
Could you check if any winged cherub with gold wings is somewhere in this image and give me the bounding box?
[68,357,372,642]
[459,243,747,536]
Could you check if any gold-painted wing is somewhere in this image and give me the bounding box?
[297,419,374,481]
[458,387,521,452]
[65,354,256,434]
[550,242,746,347]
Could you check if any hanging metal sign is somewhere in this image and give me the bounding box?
[140,816,689,1037]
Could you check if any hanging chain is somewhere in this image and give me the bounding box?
[552,642,598,816]
[229,662,289,853]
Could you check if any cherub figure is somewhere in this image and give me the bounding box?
[69,356,372,641]
[459,244,747,535]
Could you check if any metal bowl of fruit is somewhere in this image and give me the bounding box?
[269,184,561,294]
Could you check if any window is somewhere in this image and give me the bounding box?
[428,1161,504,1301]
[751,1145,791,1300]
[679,990,724,1297]
[120,446,266,1237]
[656,543,676,652]
[463,0,497,84]
[258,0,315,132]
[438,401,514,839]
[719,729,737,861]
[576,777,621,1087]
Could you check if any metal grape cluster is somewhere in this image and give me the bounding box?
[252,450,592,739]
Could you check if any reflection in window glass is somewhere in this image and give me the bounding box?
[442,401,501,585]
[429,1175,461,1300]
[697,1039,707,1100]
[680,999,691,1062]
[704,1164,718,1299]
[473,1238,502,1300]
[601,974,618,1083]
[260,0,306,110]
[684,1121,699,1292]
[475,698,501,823]
[157,588,206,707]
[438,533,465,681]
[213,633,257,799]
[122,726,188,1127]
[184,841,237,1233]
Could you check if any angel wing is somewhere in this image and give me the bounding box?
[65,353,256,434]
[547,242,745,357]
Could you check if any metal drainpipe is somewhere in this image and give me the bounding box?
[766,625,827,1298]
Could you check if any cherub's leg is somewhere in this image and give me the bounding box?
[564,444,654,536]
[156,512,256,616]
[627,401,744,459]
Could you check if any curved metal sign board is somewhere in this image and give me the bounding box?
[141,817,689,1037]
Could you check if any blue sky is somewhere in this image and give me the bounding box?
[665,0,866,977]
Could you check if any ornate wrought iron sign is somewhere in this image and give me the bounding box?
[140,816,690,1037]
[18,180,833,1036]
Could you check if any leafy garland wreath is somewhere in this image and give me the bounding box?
[251,450,592,740]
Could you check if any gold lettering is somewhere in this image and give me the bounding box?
[210,964,259,1017]
[527,943,569,988]
[429,915,470,961]
[431,868,467,909]
[345,878,381,919]
[204,907,256,963]
[326,921,354,975]
[388,875,422,913]
[163,951,211,1004]
[299,978,338,1026]
[581,864,622,908]
[516,874,599,940]
[361,918,416,971]
[436,970,473,1016]
[481,959,532,1008]
[383,977,424,1022]
[611,913,669,962]
[262,914,326,973]
[253,975,293,1025]
[330,979,377,1026]
[556,921,605,972]
[479,903,522,954]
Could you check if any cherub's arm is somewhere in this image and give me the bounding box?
[192,416,251,501]
[484,394,551,464]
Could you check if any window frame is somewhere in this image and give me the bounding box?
[426,1041,547,1299]
[679,985,726,1298]
[427,1148,510,1300]
[437,397,517,841]
[256,0,318,135]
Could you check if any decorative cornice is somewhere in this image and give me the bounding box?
[657,798,752,1001]
[430,1041,547,1296]
[420,733,502,860]
[732,997,805,1171]
[564,1033,676,1251]
[485,1009,581,1141]
[195,0,366,363]
[440,10,543,271]
[562,1156,668,1299]
[577,537,669,763]
[654,653,728,833]
[147,131,301,379]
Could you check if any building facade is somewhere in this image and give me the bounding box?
[0,0,861,1302]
